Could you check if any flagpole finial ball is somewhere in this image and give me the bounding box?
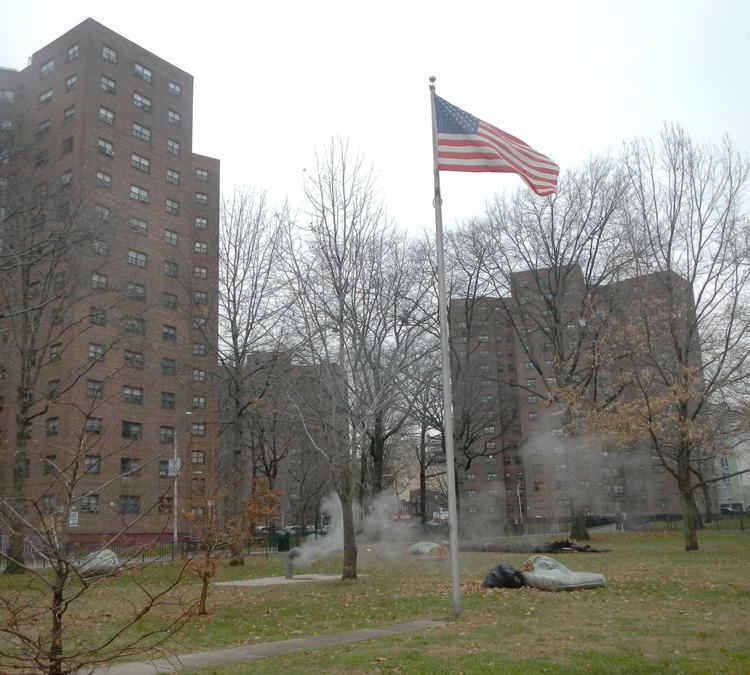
[429,75,436,83]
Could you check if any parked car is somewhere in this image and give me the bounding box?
[317,525,333,536]
[284,525,303,536]
[720,505,743,515]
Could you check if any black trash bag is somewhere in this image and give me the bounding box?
[482,562,525,588]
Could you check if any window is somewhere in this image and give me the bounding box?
[191,422,206,436]
[161,358,176,375]
[165,199,179,215]
[159,461,170,478]
[86,379,103,399]
[67,44,79,61]
[45,381,59,401]
[192,477,206,493]
[92,240,109,256]
[36,119,51,137]
[45,415,59,436]
[64,74,77,92]
[127,249,147,268]
[125,350,144,369]
[483,426,495,435]
[130,185,149,203]
[191,450,205,465]
[525,378,535,388]
[192,318,207,330]
[85,417,102,434]
[125,217,146,237]
[163,292,178,310]
[168,81,182,97]
[193,266,207,279]
[131,153,150,172]
[167,139,180,156]
[192,342,207,356]
[163,260,178,277]
[88,343,105,361]
[64,105,75,123]
[132,123,151,142]
[161,391,175,409]
[38,89,53,108]
[166,168,180,185]
[84,454,102,474]
[125,317,145,335]
[81,495,99,513]
[529,411,538,421]
[91,272,107,288]
[192,395,206,409]
[195,192,208,205]
[123,386,144,405]
[52,271,66,290]
[119,496,141,515]
[34,151,49,168]
[193,291,208,305]
[98,138,114,156]
[193,369,206,382]
[194,241,207,254]
[95,171,111,188]
[126,282,146,301]
[195,168,208,181]
[99,106,114,124]
[527,395,537,404]
[162,325,176,342]
[90,307,107,326]
[167,109,181,126]
[40,59,55,77]
[160,426,175,444]
[102,45,117,63]
[134,63,152,82]
[0,120,12,131]
[164,229,178,245]
[133,92,152,112]
[100,75,116,93]
[194,217,207,229]
[121,421,143,440]
[486,472,499,481]
[49,344,63,361]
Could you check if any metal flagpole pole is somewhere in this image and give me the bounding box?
[429,75,462,619]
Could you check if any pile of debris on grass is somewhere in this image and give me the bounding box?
[482,556,607,592]
[463,538,610,554]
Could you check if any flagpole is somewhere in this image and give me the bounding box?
[429,75,461,619]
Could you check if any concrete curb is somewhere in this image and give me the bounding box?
[91,619,447,674]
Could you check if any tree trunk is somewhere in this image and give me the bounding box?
[49,566,66,675]
[678,451,698,551]
[340,492,358,580]
[570,508,590,541]
[700,481,713,524]
[198,575,210,616]
[419,426,428,526]
[370,414,385,495]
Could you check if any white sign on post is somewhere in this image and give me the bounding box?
[168,458,181,477]
[68,511,79,527]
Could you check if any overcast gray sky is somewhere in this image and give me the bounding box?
[2,0,749,231]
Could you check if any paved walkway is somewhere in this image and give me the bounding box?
[213,573,340,588]
[92,620,446,674]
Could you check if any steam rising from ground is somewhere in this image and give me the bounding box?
[292,492,440,568]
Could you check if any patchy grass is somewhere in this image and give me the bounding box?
[1,533,749,673]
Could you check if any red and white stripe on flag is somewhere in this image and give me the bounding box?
[438,121,559,197]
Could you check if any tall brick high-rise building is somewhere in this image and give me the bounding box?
[0,19,219,543]
[451,268,715,537]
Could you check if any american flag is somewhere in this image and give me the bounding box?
[435,95,559,197]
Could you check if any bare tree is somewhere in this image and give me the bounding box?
[583,126,750,550]
[284,139,387,579]
[479,156,628,538]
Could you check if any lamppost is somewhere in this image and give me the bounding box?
[172,411,192,555]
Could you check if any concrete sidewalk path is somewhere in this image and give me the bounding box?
[92,620,446,674]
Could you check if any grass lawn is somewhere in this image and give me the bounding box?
[2,532,749,673]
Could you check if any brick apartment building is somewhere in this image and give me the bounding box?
[0,19,219,543]
[451,268,716,536]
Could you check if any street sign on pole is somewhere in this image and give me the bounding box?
[168,458,181,477]
[68,511,79,527]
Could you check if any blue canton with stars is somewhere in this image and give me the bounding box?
[435,95,480,134]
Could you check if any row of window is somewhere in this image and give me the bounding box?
[94,205,208,231]
[120,420,206,440]
[89,261,209,290]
